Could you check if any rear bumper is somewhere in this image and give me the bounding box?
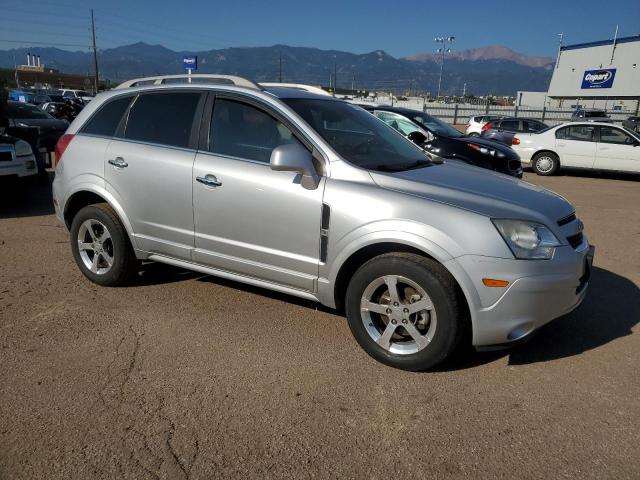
[447,243,594,347]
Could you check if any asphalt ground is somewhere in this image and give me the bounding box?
[1,169,639,479]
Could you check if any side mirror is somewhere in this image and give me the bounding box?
[270,143,320,190]
[408,131,427,145]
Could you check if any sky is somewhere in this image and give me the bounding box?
[1,0,639,58]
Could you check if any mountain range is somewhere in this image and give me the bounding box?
[0,43,555,95]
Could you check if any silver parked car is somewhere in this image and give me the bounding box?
[52,75,594,371]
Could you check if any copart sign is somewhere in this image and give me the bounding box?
[581,69,616,89]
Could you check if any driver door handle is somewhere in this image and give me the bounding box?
[196,174,222,187]
[108,157,128,168]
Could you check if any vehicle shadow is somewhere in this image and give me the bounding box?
[524,167,640,182]
[439,267,639,370]
[0,171,55,218]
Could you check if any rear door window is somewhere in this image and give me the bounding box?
[123,92,201,148]
[81,96,133,137]
[500,120,520,131]
[556,125,596,142]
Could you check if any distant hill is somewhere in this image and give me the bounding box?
[0,42,554,95]
[404,45,555,68]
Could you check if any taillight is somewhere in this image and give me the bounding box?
[54,134,74,168]
[512,137,521,145]
[482,122,492,132]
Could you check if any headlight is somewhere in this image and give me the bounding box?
[14,140,33,157]
[468,143,505,158]
[492,219,561,260]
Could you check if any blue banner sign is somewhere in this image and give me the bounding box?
[183,55,198,71]
[581,68,616,89]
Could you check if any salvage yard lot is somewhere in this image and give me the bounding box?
[1,171,639,479]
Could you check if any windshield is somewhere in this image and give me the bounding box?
[283,98,431,172]
[8,103,54,119]
[409,112,465,138]
[584,110,607,118]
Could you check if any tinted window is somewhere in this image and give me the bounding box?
[410,112,464,137]
[210,98,302,163]
[585,110,606,118]
[63,91,74,98]
[124,92,201,148]
[599,127,635,145]
[500,120,520,131]
[556,125,595,142]
[284,99,429,172]
[82,96,132,137]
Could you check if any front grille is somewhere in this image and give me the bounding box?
[567,232,583,249]
[0,151,12,162]
[558,213,576,226]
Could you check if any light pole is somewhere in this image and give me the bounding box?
[434,36,454,100]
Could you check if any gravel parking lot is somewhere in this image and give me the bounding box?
[1,170,639,479]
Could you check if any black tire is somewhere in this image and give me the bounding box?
[345,253,462,371]
[531,151,560,176]
[70,203,138,286]
[468,132,480,137]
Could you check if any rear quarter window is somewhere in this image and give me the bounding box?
[81,96,133,137]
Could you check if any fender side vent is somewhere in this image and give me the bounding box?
[320,203,330,263]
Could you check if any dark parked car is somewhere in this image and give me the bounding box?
[570,109,611,123]
[622,116,640,132]
[481,117,549,145]
[359,105,523,177]
[7,101,69,151]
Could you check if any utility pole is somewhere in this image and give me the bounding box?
[91,9,99,93]
[434,36,454,100]
[333,56,337,95]
[279,50,282,82]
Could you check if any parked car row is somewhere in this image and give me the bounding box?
[513,122,640,175]
[52,75,594,372]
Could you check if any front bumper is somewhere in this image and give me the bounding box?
[0,154,38,178]
[447,243,594,347]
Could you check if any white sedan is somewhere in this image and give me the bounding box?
[513,122,640,175]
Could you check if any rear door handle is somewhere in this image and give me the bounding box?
[196,174,222,187]
[108,157,128,168]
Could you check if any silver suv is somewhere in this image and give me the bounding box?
[52,75,594,371]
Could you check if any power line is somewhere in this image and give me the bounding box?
[0,39,90,49]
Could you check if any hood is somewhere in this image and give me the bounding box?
[13,118,69,130]
[370,160,574,227]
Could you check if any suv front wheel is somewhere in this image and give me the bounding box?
[345,253,462,371]
[70,203,138,286]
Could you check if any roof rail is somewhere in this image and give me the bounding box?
[115,74,261,90]
[259,82,332,97]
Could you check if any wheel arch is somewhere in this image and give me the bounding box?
[330,242,472,338]
[62,186,138,249]
[532,149,560,163]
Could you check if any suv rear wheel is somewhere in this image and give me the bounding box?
[345,253,462,371]
[70,203,138,286]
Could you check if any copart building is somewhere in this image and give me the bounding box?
[517,35,640,113]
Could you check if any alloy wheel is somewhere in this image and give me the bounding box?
[77,219,114,275]
[360,275,437,355]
